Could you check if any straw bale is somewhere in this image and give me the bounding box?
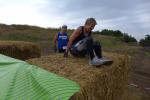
[0,40,41,60]
[27,52,130,100]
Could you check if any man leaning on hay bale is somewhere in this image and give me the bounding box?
[64,18,113,66]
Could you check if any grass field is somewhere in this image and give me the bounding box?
[0,24,128,50]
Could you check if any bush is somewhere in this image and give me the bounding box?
[94,30,137,43]
[139,34,150,47]
[122,33,137,43]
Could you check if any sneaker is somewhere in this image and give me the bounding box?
[89,56,103,66]
[100,57,113,65]
[89,56,113,66]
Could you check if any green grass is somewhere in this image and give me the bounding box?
[0,24,138,52]
[0,25,74,49]
[93,34,128,49]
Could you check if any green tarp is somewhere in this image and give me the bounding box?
[0,54,80,100]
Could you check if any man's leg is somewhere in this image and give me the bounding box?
[93,42,102,58]
[85,37,95,60]
[70,36,94,58]
[58,49,65,53]
[92,41,113,66]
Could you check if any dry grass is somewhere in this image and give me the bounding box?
[0,40,41,60]
[27,52,130,100]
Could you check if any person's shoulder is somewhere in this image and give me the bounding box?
[75,26,83,33]
[77,26,83,30]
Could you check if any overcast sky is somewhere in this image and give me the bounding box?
[0,0,150,40]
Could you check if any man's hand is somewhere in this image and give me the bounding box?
[64,51,68,57]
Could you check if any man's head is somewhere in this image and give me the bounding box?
[84,18,97,33]
[61,25,67,33]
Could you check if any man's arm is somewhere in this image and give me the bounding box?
[64,28,82,56]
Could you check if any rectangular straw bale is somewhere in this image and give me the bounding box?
[0,40,41,60]
[27,52,130,100]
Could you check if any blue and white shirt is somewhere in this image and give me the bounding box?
[57,32,68,50]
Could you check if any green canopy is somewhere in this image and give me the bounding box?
[0,54,80,100]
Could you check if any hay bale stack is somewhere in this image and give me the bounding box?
[0,40,41,60]
[27,52,130,100]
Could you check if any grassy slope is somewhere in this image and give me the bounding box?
[1,24,149,59]
[0,24,74,49]
[1,24,150,63]
[1,24,149,57]
[0,24,128,50]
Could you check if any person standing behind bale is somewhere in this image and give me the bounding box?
[54,25,69,53]
[64,18,113,66]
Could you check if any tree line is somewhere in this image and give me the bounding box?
[94,29,150,47]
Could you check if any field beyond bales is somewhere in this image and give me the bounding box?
[0,24,74,55]
[0,24,127,50]
[27,53,130,100]
[0,40,41,60]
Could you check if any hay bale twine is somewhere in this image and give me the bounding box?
[27,52,130,100]
[0,40,41,60]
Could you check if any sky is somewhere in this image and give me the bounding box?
[0,0,150,40]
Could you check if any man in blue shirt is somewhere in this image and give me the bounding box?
[54,25,69,53]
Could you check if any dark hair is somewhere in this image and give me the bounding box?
[62,25,67,28]
[85,18,97,25]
